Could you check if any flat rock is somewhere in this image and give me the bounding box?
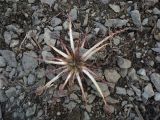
[44,28,58,46]
[22,51,38,74]
[70,7,78,21]
[104,69,121,83]
[153,7,160,15]
[154,92,160,101]
[51,17,62,27]
[26,104,37,117]
[40,0,56,7]
[116,87,127,95]
[109,4,120,13]
[150,73,160,92]
[155,56,160,63]
[131,85,141,97]
[142,83,154,100]
[157,19,160,30]
[130,10,142,28]
[0,90,7,102]
[128,68,139,81]
[4,31,11,45]
[0,50,17,67]
[137,68,146,76]
[5,87,16,98]
[105,19,128,27]
[0,56,6,67]
[100,0,110,4]
[117,57,131,69]
[27,74,36,85]
[92,82,110,97]
[94,22,107,36]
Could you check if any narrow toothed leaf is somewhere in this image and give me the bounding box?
[82,29,126,59]
[49,45,70,58]
[45,69,68,88]
[82,68,107,105]
[76,72,87,102]
[61,71,73,89]
[83,43,107,61]
[69,19,75,53]
[44,60,67,65]
[82,36,111,59]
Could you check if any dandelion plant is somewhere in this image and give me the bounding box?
[36,16,127,106]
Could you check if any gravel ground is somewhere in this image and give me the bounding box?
[0,0,160,120]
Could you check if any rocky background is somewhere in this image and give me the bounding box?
[0,0,160,120]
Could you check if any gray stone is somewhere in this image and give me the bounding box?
[119,68,128,78]
[37,109,43,118]
[131,85,141,97]
[28,0,35,3]
[152,48,160,53]
[92,82,110,97]
[154,92,160,101]
[0,105,2,120]
[104,69,121,83]
[63,21,69,30]
[109,4,120,13]
[116,87,126,95]
[0,75,6,89]
[100,0,110,4]
[128,68,139,81]
[70,93,79,100]
[0,56,6,67]
[150,73,160,92]
[105,19,128,27]
[51,17,62,27]
[6,24,23,35]
[113,36,121,45]
[142,83,154,100]
[106,96,119,104]
[94,22,107,36]
[88,94,96,103]
[70,7,78,21]
[9,68,16,79]
[68,31,80,39]
[130,10,142,27]
[4,31,11,45]
[136,52,142,58]
[0,50,17,67]
[64,101,77,111]
[137,68,146,76]
[36,68,45,78]
[155,56,160,63]
[117,57,131,69]
[157,19,160,30]
[44,28,58,46]
[53,26,62,31]
[5,87,16,98]
[0,90,7,102]
[10,40,19,48]
[83,111,90,120]
[22,51,38,74]
[154,33,160,41]
[142,18,148,25]
[26,104,37,117]
[153,7,160,15]
[40,0,56,7]
[27,74,36,85]
[127,89,134,96]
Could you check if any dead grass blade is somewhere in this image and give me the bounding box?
[82,68,106,105]
[45,68,68,88]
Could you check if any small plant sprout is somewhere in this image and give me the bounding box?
[36,15,127,106]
